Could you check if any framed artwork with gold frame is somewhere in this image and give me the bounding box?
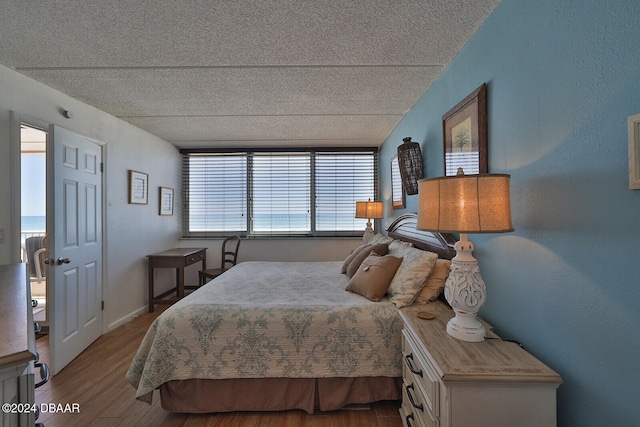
[629,113,640,190]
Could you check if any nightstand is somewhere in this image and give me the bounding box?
[399,302,562,427]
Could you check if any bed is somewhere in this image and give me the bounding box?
[126,213,456,414]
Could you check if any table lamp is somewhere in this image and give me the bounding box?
[417,168,513,342]
[355,199,384,243]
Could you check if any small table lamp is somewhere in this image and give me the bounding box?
[417,169,513,342]
[355,199,384,243]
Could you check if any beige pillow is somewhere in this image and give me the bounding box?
[414,259,452,304]
[346,254,403,301]
[368,233,394,246]
[387,244,438,308]
[346,243,389,277]
[341,244,367,273]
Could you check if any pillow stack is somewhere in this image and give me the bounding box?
[342,234,442,307]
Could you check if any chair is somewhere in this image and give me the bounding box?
[25,235,48,298]
[198,236,241,286]
[25,235,48,283]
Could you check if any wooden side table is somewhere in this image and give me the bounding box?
[147,248,206,312]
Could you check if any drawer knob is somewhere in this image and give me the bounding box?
[405,383,424,412]
[404,353,423,377]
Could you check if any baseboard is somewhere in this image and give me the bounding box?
[107,305,147,332]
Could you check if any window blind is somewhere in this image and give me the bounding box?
[183,152,247,236]
[251,152,311,235]
[315,152,376,234]
[182,148,378,237]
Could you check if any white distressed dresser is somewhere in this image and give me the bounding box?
[399,302,562,427]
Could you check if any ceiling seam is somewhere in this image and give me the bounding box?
[15,64,445,71]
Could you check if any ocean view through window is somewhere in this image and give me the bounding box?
[21,215,46,232]
[21,125,47,246]
[182,148,379,237]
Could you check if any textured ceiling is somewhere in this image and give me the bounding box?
[0,0,500,148]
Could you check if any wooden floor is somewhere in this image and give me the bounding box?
[34,308,403,427]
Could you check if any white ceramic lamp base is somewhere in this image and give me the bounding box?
[362,220,374,243]
[443,235,487,342]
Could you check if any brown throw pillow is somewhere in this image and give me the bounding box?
[414,259,452,304]
[341,244,367,273]
[346,254,403,301]
[346,243,389,277]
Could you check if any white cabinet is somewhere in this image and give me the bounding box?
[399,303,562,427]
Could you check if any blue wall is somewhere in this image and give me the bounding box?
[380,1,640,425]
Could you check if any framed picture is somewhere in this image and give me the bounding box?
[128,170,148,204]
[442,83,488,176]
[391,155,405,209]
[629,113,640,190]
[159,187,174,215]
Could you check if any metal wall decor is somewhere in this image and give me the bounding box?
[397,137,424,195]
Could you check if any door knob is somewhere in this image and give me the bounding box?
[56,257,71,265]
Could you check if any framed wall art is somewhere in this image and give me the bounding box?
[629,113,640,190]
[442,83,488,176]
[159,187,174,215]
[128,170,148,204]
[391,155,405,209]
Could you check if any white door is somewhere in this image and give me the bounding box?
[47,125,103,375]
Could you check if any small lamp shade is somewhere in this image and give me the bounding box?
[355,199,384,243]
[355,200,384,219]
[417,173,513,233]
[397,137,424,195]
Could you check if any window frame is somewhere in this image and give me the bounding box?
[181,147,379,238]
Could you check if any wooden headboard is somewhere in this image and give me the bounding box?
[386,214,457,260]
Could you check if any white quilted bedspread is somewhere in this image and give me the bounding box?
[126,261,403,403]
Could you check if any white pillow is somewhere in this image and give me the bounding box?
[387,242,438,308]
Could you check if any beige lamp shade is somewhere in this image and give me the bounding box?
[417,173,513,233]
[355,200,384,219]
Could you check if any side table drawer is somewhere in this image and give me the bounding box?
[403,329,440,417]
[185,250,205,266]
[401,380,438,427]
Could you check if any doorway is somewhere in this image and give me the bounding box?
[20,124,48,328]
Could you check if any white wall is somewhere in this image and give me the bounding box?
[0,64,181,330]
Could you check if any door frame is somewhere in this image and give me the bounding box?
[9,112,49,264]
[9,111,108,337]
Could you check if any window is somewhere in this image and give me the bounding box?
[315,152,377,234]
[252,152,311,234]
[184,152,247,233]
[182,148,378,237]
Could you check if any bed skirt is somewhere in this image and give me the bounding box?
[159,376,402,414]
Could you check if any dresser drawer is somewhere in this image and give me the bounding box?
[402,329,440,417]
